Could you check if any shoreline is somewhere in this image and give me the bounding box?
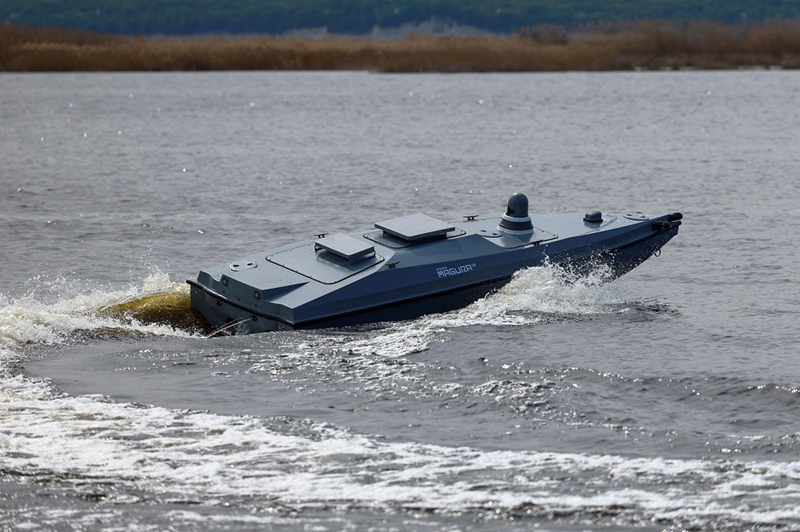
[2,22,800,72]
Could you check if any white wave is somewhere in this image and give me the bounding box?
[3,380,800,527]
[0,271,199,429]
[464,261,621,319]
[3,269,796,529]
[0,272,195,370]
[341,263,625,358]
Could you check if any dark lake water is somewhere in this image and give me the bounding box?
[2,70,800,531]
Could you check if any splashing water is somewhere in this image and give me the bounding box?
[0,272,202,374]
[339,263,624,358]
[0,269,796,530]
[0,271,208,484]
[449,261,620,323]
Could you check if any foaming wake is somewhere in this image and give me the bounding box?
[0,271,207,454]
[0,272,796,530]
[2,378,800,529]
[445,261,621,325]
[0,272,204,372]
[340,263,625,358]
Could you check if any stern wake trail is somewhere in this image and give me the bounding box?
[0,272,207,357]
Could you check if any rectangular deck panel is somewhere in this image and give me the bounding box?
[314,233,375,265]
[375,213,455,243]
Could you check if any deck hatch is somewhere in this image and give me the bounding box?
[375,213,455,243]
[314,233,375,265]
[268,242,383,284]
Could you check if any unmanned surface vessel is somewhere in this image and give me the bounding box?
[188,193,682,334]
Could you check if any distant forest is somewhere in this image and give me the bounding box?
[3,0,800,36]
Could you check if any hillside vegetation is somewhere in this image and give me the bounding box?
[2,0,800,36]
[3,21,800,72]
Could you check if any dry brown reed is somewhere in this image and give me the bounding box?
[2,21,800,72]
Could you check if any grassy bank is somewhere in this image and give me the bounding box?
[2,21,800,72]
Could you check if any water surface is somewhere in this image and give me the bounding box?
[2,71,800,530]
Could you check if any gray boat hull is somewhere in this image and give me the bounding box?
[188,205,682,335]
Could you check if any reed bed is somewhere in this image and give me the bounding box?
[2,21,800,72]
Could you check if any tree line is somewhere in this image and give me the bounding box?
[2,0,800,36]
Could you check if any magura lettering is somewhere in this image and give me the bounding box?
[436,263,477,278]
